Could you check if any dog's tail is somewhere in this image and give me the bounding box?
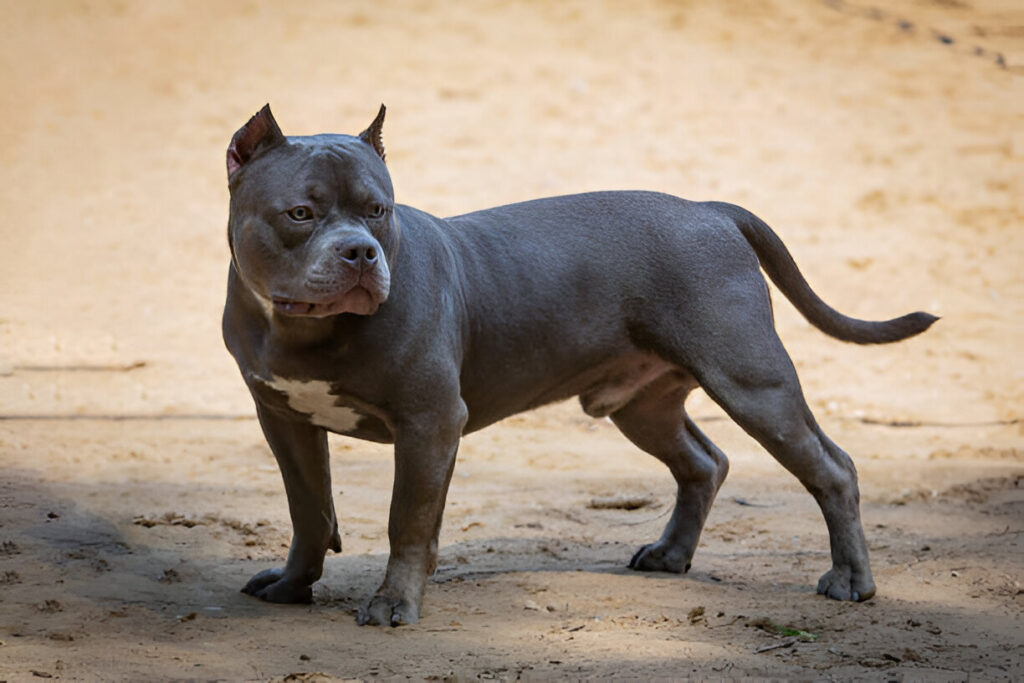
[713,202,938,344]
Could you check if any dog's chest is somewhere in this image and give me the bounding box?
[263,376,363,433]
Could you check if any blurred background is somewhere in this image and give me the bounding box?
[0,0,1019,424]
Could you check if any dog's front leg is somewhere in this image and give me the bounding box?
[357,405,466,627]
[241,402,340,604]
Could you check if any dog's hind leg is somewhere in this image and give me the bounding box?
[700,355,875,600]
[631,258,876,600]
[611,374,729,574]
[677,319,875,600]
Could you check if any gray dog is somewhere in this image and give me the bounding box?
[222,105,936,626]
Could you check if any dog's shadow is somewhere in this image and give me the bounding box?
[313,535,816,615]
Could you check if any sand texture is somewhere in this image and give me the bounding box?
[1,0,1021,679]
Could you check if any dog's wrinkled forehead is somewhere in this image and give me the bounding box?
[231,135,393,207]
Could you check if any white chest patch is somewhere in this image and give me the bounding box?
[266,376,362,433]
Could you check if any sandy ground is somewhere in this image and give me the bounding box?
[1,0,1022,680]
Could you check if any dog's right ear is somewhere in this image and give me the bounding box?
[227,104,286,180]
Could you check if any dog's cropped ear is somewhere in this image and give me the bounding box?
[359,104,387,162]
[227,104,286,180]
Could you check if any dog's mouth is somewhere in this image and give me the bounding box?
[271,286,383,318]
[272,299,318,316]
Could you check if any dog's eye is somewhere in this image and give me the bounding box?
[287,206,313,222]
[366,204,387,220]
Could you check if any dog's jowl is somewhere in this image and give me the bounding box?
[222,105,937,626]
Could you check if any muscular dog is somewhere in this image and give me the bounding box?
[222,105,936,626]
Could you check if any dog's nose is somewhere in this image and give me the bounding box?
[335,240,379,267]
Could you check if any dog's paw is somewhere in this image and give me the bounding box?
[628,542,691,574]
[356,593,420,627]
[816,567,876,602]
[241,567,313,604]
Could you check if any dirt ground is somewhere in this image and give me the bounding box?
[1,0,1022,680]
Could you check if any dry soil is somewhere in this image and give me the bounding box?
[0,0,1021,680]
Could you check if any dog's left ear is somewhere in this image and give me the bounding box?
[227,104,286,180]
[359,104,387,162]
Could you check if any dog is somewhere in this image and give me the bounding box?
[222,104,936,626]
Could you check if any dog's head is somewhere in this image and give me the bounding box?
[226,105,397,318]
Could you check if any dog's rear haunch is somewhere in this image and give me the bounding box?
[222,104,936,626]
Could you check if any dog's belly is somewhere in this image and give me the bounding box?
[459,351,680,432]
[577,354,677,417]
